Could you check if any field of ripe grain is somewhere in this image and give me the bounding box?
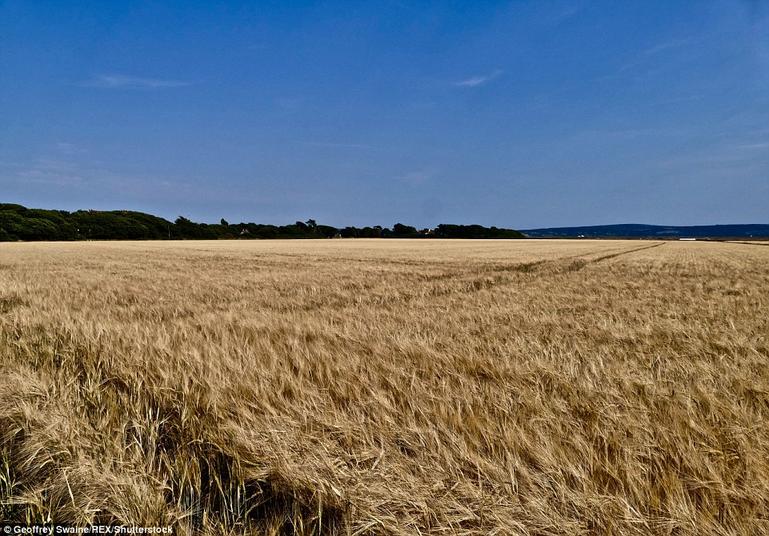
[1,239,768,535]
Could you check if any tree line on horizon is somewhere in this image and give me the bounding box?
[0,204,524,241]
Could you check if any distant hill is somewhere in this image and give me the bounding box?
[523,224,769,239]
[0,203,524,241]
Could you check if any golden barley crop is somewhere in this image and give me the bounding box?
[1,239,768,535]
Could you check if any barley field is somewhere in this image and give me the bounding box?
[1,239,768,535]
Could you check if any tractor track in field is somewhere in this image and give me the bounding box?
[578,241,666,265]
[289,242,667,312]
[726,241,769,247]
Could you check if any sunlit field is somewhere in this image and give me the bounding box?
[1,239,768,535]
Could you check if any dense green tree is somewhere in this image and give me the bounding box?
[433,224,524,239]
[0,204,525,242]
[392,223,419,237]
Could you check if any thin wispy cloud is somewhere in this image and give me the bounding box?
[735,141,769,150]
[82,74,191,89]
[397,169,436,186]
[55,142,86,155]
[654,93,706,106]
[13,158,86,186]
[551,4,582,25]
[277,96,306,111]
[610,38,696,76]
[641,38,693,57]
[454,69,503,88]
[3,157,178,195]
[303,141,375,149]
[659,137,769,170]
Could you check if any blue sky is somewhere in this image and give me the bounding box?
[1,1,768,228]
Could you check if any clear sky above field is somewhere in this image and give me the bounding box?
[1,1,768,228]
